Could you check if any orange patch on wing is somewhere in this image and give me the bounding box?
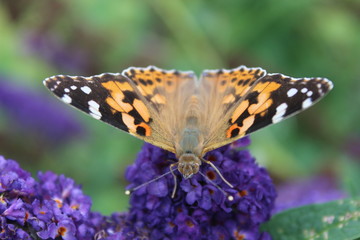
[231,100,249,123]
[253,99,273,114]
[102,81,134,113]
[122,113,136,132]
[222,94,235,104]
[105,97,123,113]
[151,94,166,104]
[239,115,255,133]
[247,82,280,115]
[265,82,281,92]
[133,99,150,122]
[248,92,270,114]
[226,124,240,138]
[130,68,182,94]
[252,81,270,92]
[114,92,133,112]
[122,113,152,136]
[138,82,156,96]
[102,81,133,92]
[114,81,133,91]
[137,122,152,136]
[235,85,251,96]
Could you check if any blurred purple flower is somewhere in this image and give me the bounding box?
[0,77,83,144]
[23,31,89,74]
[273,176,346,214]
[124,137,277,240]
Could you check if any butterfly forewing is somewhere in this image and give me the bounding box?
[43,72,176,152]
[240,74,333,135]
[201,69,333,153]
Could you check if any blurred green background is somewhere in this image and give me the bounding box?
[0,0,359,215]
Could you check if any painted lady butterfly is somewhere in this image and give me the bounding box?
[44,65,333,180]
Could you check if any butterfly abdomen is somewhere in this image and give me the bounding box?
[176,117,204,178]
[175,94,204,155]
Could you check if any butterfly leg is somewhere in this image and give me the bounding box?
[201,158,234,188]
[170,163,178,198]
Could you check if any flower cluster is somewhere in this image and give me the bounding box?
[0,156,105,239]
[124,137,276,240]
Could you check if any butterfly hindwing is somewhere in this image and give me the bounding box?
[199,66,267,152]
[122,66,198,141]
[43,73,176,152]
[122,66,196,111]
[200,65,267,112]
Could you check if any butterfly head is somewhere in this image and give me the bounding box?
[178,153,201,179]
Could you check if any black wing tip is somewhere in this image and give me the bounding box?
[43,75,61,91]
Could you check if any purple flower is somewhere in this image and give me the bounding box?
[273,176,346,214]
[0,78,84,145]
[124,136,277,240]
[0,156,105,239]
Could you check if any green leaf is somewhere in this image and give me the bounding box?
[261,198,360,240]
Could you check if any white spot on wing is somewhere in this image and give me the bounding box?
[61,94,72,104]
[301,88,308,93]
[70,85,77,90]
[64,88,70,93]
[88,100,100,109]
[287,88,298,97]
[302,98,312,109]
[328,80,334,90]
[81,86,92,94]
[272,103,288,123]
[307,91,313,97]
[88,100,102,119]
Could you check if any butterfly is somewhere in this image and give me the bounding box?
[44,65,333,181]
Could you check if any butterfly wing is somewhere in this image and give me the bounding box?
[201,66,333,154]
[122,66,197,150]
[44,67,196,153]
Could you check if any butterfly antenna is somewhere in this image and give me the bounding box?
[198,171,234,201]
[125,166,178,196]
[201,158,234,188]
